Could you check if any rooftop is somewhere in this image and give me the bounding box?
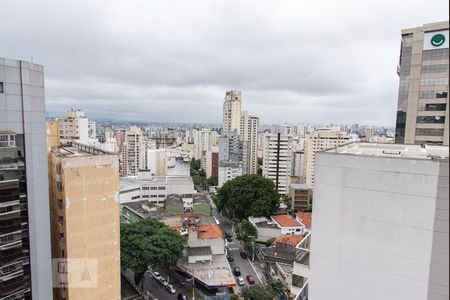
[120,175,193,190]
[271,215,302,228]
[56,142,116,157]
[325,142,449,160]
[193,194,209,204]
[250,216,279,229]
[194,225,224,239]
[295,212,312,230]
[187,246,212,256]
[177,254,236,287]
[275,234,304,247]
[122,201,173,219]
[165,194,183,206]
[290,183,309,191]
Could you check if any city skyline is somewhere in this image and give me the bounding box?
[1,0,448,126]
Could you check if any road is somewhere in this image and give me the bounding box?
[142,271,191,300]
[209,195,266,289]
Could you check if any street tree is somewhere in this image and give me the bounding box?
[120,218,186,283]
[213,175,280,220]
[240,283,280,300]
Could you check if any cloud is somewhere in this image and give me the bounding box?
[1,0,448,126]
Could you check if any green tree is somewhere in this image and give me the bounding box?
[120,218,186,283]
[235,219,258,244]
[230,294,241,300]
[280,194,291,207]
[265,237,276,247]
[191,158,201,171]
[257,157,263,166]
[206,176,218,187]
[213,175,280,220]
[240,284,279,300]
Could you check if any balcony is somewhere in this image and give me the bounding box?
[294,279,308,300]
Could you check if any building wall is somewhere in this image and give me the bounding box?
[309,151,448,300]
[46,120,60,150]
[218,162,243,187]
[0,58,53,299]
[395,22,449,146]
[188,231,225,255]
[49,150,121,300]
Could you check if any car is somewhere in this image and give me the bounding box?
[177,293,189,300]
[246,275,255,284]
[152,271,161,280]
[237,277,245,286]
[240,251,248,259]
[233,267,241,276]
[166,284,176,294]
[158,277,169,286]
[227,253,234,262]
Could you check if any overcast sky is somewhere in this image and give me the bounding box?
[1,1,448,126]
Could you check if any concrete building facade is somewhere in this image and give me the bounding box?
[0,58,53,300]
[309,143,449,300]
[262,133,293,194]
[240,111,259,174]
[222,90,242,135]
[57,109,89,145]
[48,142,120,300]
[395,21,449,146]
[146,149,167,176]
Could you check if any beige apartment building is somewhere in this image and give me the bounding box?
[120,126,146,176]
[223,90,242,135]
[304,128,351,189]
[395,21,449,146]
[48,142,120,300]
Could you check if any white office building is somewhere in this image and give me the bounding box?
[147,149,167,176]
[193,128,218,160]
[309,143,449,300]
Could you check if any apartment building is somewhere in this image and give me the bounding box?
[395,21,449,146]
[240,111,259,174]
[0,58,52,299]
[262,133,293,194]
[304,128,351,188]
[120,126,145,177]
[309,143,449,300]
[218,161,243,188]
[57,109,89,145]
[222,90,242,135]
[193,128,218,160]
[48,142,120,300]
[147,149,167,176]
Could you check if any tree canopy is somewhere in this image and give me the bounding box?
[213,175,280,220]
[120,218,186,282]
[240,280,283,300]
[235,219,258,243]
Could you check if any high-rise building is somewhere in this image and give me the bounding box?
[193,128,218,160]
[58,108,90,145]
[147,149,167,176]
[0,58,52,299]
[364,127,374,142]
[395,21,449,146]
[304,128,351,188]
[262,133,293,194]
[222,90,242,135]
[201,146,219,179]
[48,142,120,300]
[88,120,96,139]
[240,111,259,174]
[309,142,449,300]
[120,126,145,177]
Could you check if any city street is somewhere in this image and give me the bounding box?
[142,271,191,300]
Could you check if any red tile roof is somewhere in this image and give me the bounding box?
[275,234,304,247]
[195,225,224,239]
[271,215,302,228]
[296,212,312,229]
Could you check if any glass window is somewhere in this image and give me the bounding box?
[416,116,445,124]
[415,128,445,136]
[417,103,447,111]
[0,82,3,93]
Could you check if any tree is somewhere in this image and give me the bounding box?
[120,218,186,283]
[240,283,280,300]
[213,175,280,220]
[230,294,241,300]
[206,176,218,187]
[191,158,201,171]
[280,194,292,207]
[235,219,258,244]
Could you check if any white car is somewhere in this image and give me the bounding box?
[165,284,176,294]
[158,277,169,286]
[152,271,161,280]
[237,277,245,286]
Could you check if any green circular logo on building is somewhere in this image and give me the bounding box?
[431,34,445,47]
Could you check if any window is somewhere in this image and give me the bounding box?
[158,186,166,190]
[142,187,149,190]
[0,82,3,93]
[416,116,445,124]
[158,195,165,198]
[56,163,62,175]
[150,187,157,190]
[56,181,63,192]
[59,233,65,242]
[417,103,447,111]
[58,216,64,226]
[57,199,64,209]
[415,128,444,136]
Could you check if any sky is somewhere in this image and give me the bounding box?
[1,0,448,126]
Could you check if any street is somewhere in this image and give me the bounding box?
[142,271,191,300]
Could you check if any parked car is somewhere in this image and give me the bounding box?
[233,267,241,276]
[158,277,169,286]
[227,253,234,262]
[240,251,248,259]
[177,293,189,300]
[246,275,255,284]
[166,284,176,294]
[237,277,245,286]
[152,271,161,280]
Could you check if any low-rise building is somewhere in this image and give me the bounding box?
[295,212,312,231]
[120,200,174,223]
[119,171,194,205]
[271,215,305,235]
[289,183,311,211]
[249,216,281,242]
